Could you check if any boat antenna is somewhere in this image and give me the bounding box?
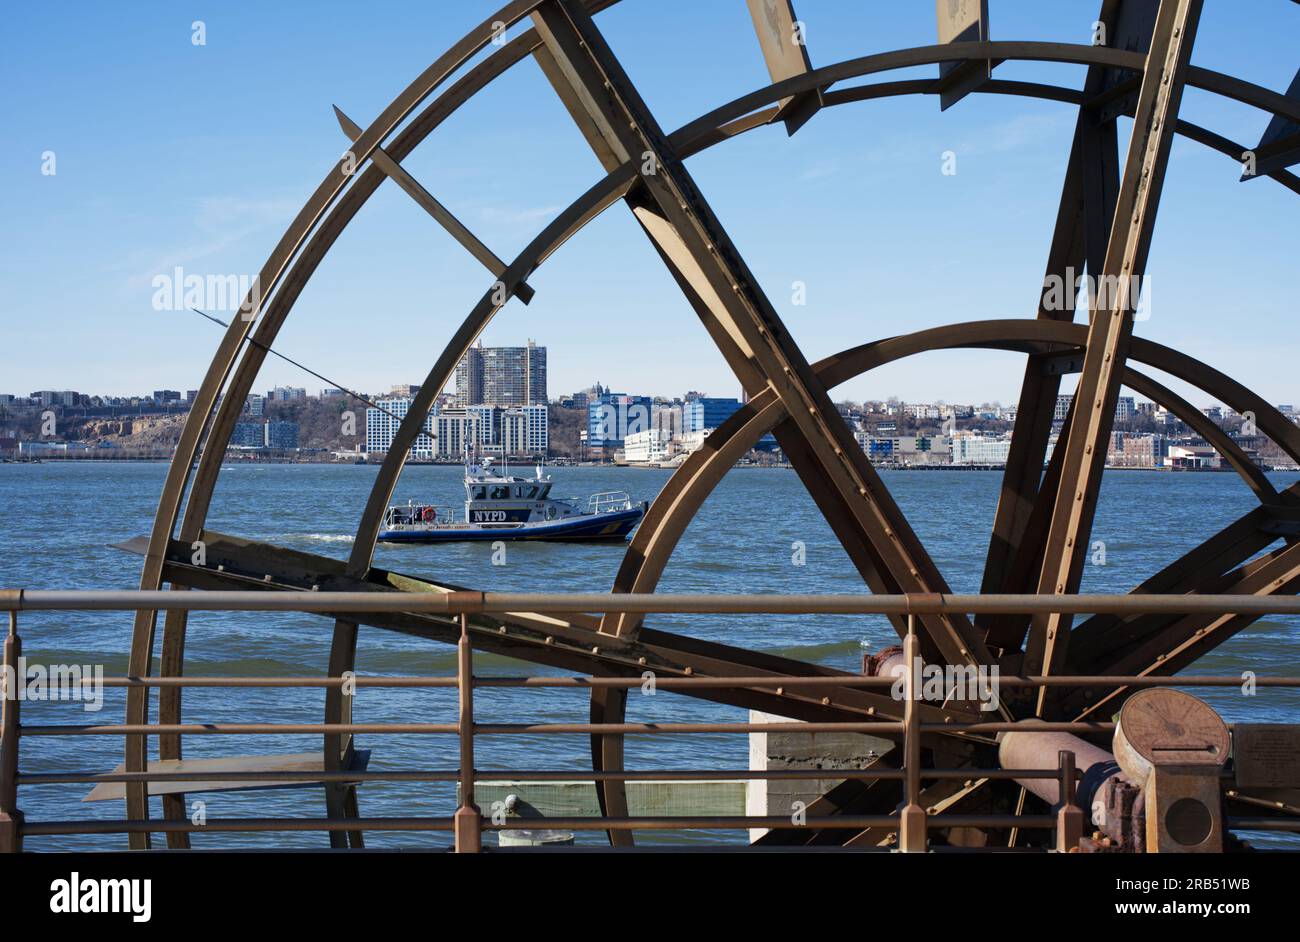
[187,307,403,422]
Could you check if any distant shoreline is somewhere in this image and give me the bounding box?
[5,457,1297,474]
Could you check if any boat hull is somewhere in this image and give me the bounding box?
[378,506,644,543]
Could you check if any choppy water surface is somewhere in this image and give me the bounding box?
[2,462,1296,849]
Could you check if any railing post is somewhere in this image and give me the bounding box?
[1,610,24,853]
[898,613,927,853]
[1054,749,1083,853]
[454,612,481,853]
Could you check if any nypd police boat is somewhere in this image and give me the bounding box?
[378,459,647,543]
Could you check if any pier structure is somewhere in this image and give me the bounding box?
[9,0,1300,851]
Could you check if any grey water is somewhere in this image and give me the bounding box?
[2,462,1296,849]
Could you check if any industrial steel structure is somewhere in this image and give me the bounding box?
[16,0,1300,850]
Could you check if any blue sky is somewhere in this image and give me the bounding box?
[2,1,1297,409]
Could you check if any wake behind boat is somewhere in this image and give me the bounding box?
[378,458,646,543]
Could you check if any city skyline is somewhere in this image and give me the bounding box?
[4,2,1299,408]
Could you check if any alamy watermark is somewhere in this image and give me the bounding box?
[1,658,104,712]
[888,657,1001,712]
[151,266,262,320]
[1042,266,1151,321]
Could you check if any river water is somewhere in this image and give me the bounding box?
[2,462,1296,849]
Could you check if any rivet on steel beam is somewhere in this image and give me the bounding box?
[637,657,646,665]
[545,636,554,645]
[498,626,507,634]
[592,646,600,654]
[821,697,830,706]
[684,667,693,675]
[263,574,273,582]
[776,686,785,695]
[311,584,320,591]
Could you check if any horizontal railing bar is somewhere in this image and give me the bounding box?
[84,677,460,688]
[20,817,455,835]
[15,767,1070,786]
[8,590,1300,616]
[22,723,458,736]
[19,814,1058,835]
[18,770,457,785]
[33,673,1300,690]
[474,674,1300,689]
[18,720,1120,737]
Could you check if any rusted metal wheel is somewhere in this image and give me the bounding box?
[124,0,1299,848]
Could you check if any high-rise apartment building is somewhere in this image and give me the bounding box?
[455,341,546,407]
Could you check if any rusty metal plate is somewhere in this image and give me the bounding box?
[1098,0,1159,123]
[1233,724,1300,789]
[935,0,992,110]
[1118,688,1230,767]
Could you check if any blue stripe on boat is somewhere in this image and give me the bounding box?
[378,507,644,543]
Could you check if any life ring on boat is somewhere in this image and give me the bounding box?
[421,506,436,522]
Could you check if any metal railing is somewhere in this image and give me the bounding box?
[2,589,1300,852]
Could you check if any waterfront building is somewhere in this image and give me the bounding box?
[1054,395,1073,422]
[366,397,435,458]
[454,340,546,407]
[1107,432,1166,468]
[685,397,741,432]
[390,384,422,398]
[232,422,265,448]
[1166,444,1221,469]
[267,386,307,402]
[499,404,548,456]
[231,420,300,449]
[624,428,672,464]
[265,421,299,449]
[245,394,265,417]
[433,409,478,458]
[652,403,683,437]
[950,433,1014,465]
[587,391,653,457]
